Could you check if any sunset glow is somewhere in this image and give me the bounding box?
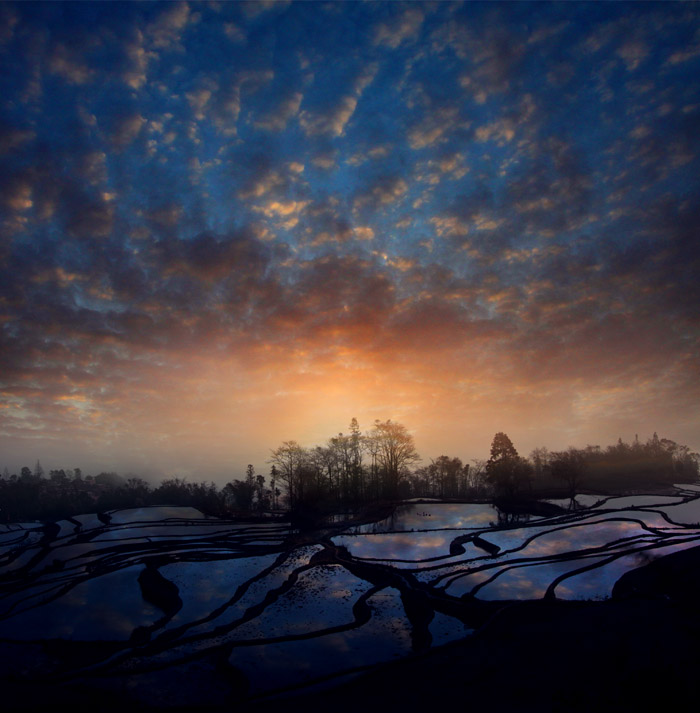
[1,1,699,483]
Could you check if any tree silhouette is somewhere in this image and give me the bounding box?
[550,448,587,498]
[268,441,306,509]
[370,419,420,499]
[486,432,532,500]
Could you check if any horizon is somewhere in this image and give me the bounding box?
[1,2,699,487]
[1,425,693,488]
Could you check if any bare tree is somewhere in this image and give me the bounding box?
[469,459,489,497]
[268,441,307,508]
[550,447,587,498]
[370,419,420,499]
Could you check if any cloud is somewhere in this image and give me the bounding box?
[347,143,392,166]
[665,28,700,65]
[207,70,274,134]
[408,107,462,149]
[211,83,241,131]
[1,1,699,474]
[299,63,377,137]
[254,199,309,221]
[109,113,146,149]
[300,95,358,138]
[63,191,115,240]
[76,151,108,186]
[0,175,33,212]
[240,1,291,19]
[147,202,183,230]
[383,296,485,353]
[290,254,396,341]
[354,226,375,241]
[223,22,246,44]
[311,150,338,170]
[121,30,152,89]
[148,1,193,49]
[186,81,217,120]
[0,3,19,45]
[159,230,271,284]
[503,136,593,233]
[373,7,424,48]
[616,39,648,71]
[0,120,34,155]
[237,153,303,201]
[475,119,516,144]
[430,216,469,239]
[254,91,303,131]
[354,175,408,212]
[476,93,536,145]
[300,198,353,246]
[48,43,94,85]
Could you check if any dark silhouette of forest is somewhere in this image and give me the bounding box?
[1,419,698,523]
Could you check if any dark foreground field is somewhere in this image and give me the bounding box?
[3,494,700,712]
[7,588,700,713]
[258,566,700,713]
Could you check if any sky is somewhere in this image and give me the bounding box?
[1,1,699,483]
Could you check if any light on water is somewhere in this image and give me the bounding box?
[2,494,700,701]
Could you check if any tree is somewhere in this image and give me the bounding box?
[95,472,125,487]
[269,441,307,508]
[429,455,463,498]
[269,465,278,509]
[50,469,67,484]
[119,477,149,507]
[468,459,489,497]
[348,417,365,500]
[489,432,519,463]
[486,432,532,500]
[370,419,420,499]
[529,447,551,480]
[550,448,586,498]
[255,474,266,511]
[230,478,255,511]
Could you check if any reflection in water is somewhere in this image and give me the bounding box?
[228,585,413,695]
[545,494,604,509]
[347,502,500,533]
[657,498,700,525]
[470,557,610,600]
[597,495,686,510]
[0,564,160,640]
[332,531,481,566]
[2,495,700,703]
[109,506,210,523]
[554,539,700,599]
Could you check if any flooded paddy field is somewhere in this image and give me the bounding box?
[2,489,700,709]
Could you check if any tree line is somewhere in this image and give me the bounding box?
[1,421,698,523]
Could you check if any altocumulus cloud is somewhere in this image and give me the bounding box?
[0,1,698,481]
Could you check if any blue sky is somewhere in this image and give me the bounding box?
[1,1,699,482]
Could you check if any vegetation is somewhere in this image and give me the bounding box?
[531,432,700,496]
[1,423,698,523]
[485,432,534,501]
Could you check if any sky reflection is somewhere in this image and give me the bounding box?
[3,497,700,699]
[347,503,499,533]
